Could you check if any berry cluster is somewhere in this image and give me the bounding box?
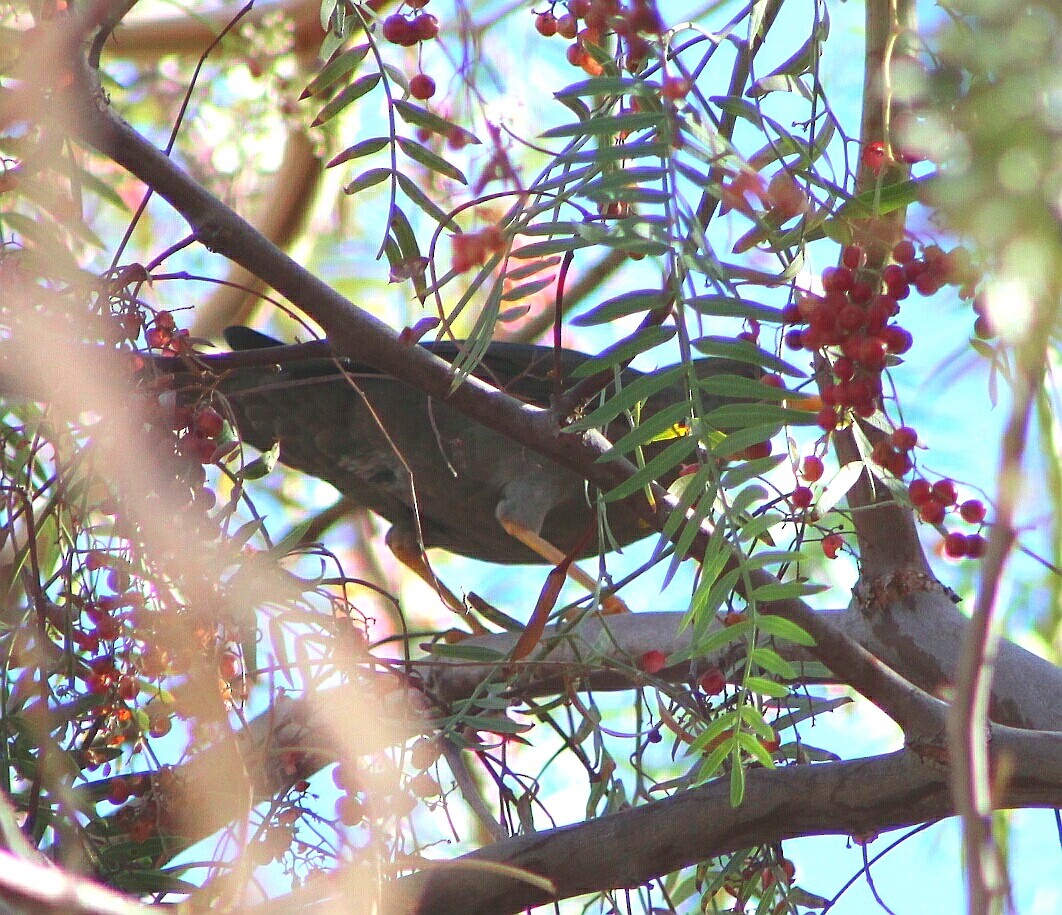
[782,240,978,435]
[381,1,439,100]
[908,480,988,559]
[534,0,664,76]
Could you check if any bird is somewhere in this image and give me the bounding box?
[208,328,759,608]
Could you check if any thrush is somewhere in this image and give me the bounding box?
[215,328,759,573]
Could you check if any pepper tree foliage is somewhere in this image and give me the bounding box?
[0,1,1059,913]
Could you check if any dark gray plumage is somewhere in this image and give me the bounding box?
[215,328,754,565]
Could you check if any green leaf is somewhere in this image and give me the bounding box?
[396,172,452,224]
[603,435,697,502]
[565,366,685,431]
[242,442,280,480]
[729,750,746,805]
[735,730,777,769]
[690,605,750,651]
[301,44,370,99]
[428,643,506,662]
[570,326,677,377]
[542,111,663,139]
[533,165,596,193]
[560,139,670,164]
[580,166,669,194]
[692,336,806,377]
[554,76,646,99]
[573,290,662,329]
[703,402,818,429]
[750,646,798,680]
[394,100,480,145]
[719,454,787,490]
[694,739,733,784]
[756,615,815,646]
[600,400,693,460]
[709,95,764,128]
[708,422,784,459]
[327,136,390,168]
[688,709,740,753]
[735,511,784,545]
[310,72,381,127]
[684,295,785,323]
[344,167,392,195]
[749,580,827,602]
[510,237,595,258]
[744,676,790,699]
[501,276,555,302]
[699,374,791,402]
[396,136,468,184]
[505,256,562,281]
[521,220,586,236]
[821,175,936,239]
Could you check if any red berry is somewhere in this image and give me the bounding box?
[892,240,916,264]
[821,532,843,559]
[411,12,439,41]
[943,531,968,558]
[857,336,888,370]
[832,356,854,381]
[882,324,913,354]
[409,73,436,100]
[740,440,773,460]
[565,43,586,67]
[801,455,824,482]
[891,426,918,451]
[382,14,411,44]
[193,406,224,439]
[815,407,838,432]
[882,264,906,286]
[849,280,874,305]
[780,302,802,325]
[908,479,932,505]
[887,281,912,301]
[837,303,864,332]
[790,486,814,509]
[861,141,887,174]
[822,266,854,293]
[932,479,958,506]
[974,315,995,339]
[535,12,557,36]
[556,13,578,38]
[784,328,805,351]
[914,272,942,297]
[959,499,986,524]
[965,533,988,558]
[841,244,865,270]
[699,668,726,695]
[639,650,667,674]
[919,499,946,525]
[761,373,785,389]
[661,77,690,101]
[108,779,132,805]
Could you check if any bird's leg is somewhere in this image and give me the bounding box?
[385,527,488,633]
[496,515,628,615]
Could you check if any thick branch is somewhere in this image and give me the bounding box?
[250,730,1062,915]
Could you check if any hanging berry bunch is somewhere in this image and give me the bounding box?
[534,0,666,77]
[781,239,981,436]
[381,1,440,100]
